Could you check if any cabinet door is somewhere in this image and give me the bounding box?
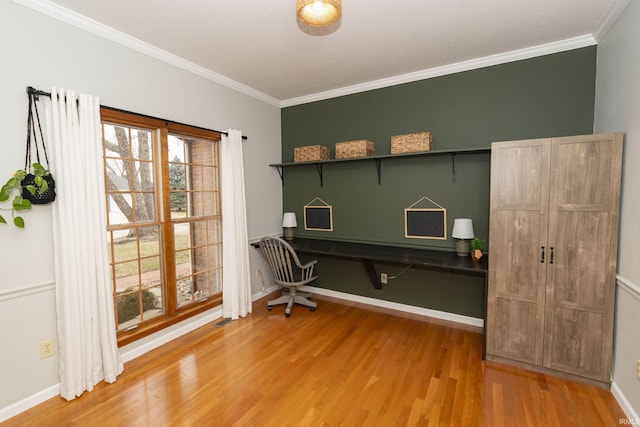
[543,133,623,381]
[487,139,551,365]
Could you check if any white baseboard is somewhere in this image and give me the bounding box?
[120,286,279,363]
[120,307,224,363]
[301,285,484,328]
[612,381,640,423]
[251,285,280,301]
[0,384,60,422]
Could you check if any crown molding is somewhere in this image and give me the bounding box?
[593,0,631,41]
[13,0,607,110]
[281,35,597,107]
[12,0,281,107]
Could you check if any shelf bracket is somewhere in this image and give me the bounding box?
[375,159,382,185]
[275,165,284,187]
[451,153,457,183]
[315,163,324,187]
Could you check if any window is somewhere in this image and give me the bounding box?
[100,109,222,345]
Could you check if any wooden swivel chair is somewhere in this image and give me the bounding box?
[259,236,318,317]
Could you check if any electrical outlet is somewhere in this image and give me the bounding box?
[40,340,55,359]
[380,273,388,284]
[256,268,262,278]
[636,359,640,381]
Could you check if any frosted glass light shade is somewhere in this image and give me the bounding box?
[451,218,474,240]
[282,212,297,227]
[296,0,342,26]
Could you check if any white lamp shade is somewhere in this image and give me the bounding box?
[451,218,474,239]
[282,212,297,227]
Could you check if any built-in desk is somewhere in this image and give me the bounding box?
[276,238,487,286]
[251,237,489,356]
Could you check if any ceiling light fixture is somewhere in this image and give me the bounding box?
[296,0,342,34]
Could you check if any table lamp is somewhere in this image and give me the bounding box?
[282,212,297,240]
[452,218,474,256]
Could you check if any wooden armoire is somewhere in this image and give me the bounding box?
[486,133,623,387]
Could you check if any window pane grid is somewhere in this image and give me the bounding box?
[174,219,222,307]
[103,120,163,331]
[108,224,163,330]
[102,110,222,342]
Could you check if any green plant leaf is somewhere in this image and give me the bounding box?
[13,170,26,181]
[0,178,20,197]
[1,177,19,201]
[32,163,48,176]
[0,214,6,224]
[34,175,43,187]
[0,187,11,202]
[25,185,37,196]
[40,179,49,193]
[13,196,32,211]
[13,216,24,228]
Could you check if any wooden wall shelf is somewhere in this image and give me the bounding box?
[270,147,490,186]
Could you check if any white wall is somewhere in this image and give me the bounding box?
[0,0,281,415]
[594,0,640,419]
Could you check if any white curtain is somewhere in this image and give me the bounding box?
[47,87,123,401]
[221,129,252,319]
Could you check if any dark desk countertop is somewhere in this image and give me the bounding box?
[252,237,488,275]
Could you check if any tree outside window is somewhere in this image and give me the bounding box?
[101,109,222,345]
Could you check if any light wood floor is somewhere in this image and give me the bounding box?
[3,294,627,426]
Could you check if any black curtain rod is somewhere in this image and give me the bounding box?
[27,86,248,140]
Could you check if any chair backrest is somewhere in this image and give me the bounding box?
[259,236,314,287]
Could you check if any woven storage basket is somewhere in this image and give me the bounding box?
[390,132,433,154]
[335,140,375,159]
[294,145,330,162]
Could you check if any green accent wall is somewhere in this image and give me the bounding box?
[280,47,597,318]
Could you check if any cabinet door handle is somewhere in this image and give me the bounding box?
[540,246,545,263]
[550,247,554,264]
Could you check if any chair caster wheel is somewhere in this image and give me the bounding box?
[285,312,291,318]
[268,306,272,310]
[310,307,316,312]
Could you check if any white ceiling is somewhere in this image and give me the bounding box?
[33,0,623,106]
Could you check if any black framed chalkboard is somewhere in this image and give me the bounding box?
[304,206,333,231]
[404,208,447,240]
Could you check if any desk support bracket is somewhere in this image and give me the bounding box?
[276,166,284,186]
[362,259,383,289]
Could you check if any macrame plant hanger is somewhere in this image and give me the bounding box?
[22,89,56,204]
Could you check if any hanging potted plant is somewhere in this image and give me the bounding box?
[0,88,56,228]
[0,163,54,228]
